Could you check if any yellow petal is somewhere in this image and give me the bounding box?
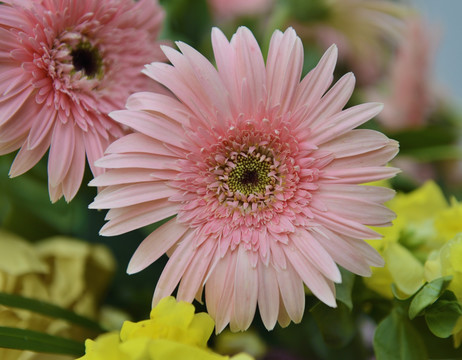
[148,339,226,360]
[363,265,394,298]
[391,181,448,223]
[0,231,48,276]
[434,198,462,242]
[386,242,424,297]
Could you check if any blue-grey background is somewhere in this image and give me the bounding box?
[415,0,462,108]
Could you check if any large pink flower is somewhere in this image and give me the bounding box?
[0,0,165,202]
[90,27,399,332]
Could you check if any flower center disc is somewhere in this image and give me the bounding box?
[228,155,271,196]
[71,42,102,78]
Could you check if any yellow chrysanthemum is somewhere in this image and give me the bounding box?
[0,230,115,360]
[434,198,462,242]
[364,181,462,299]
[78,297,253,360]
[425,234,462,301]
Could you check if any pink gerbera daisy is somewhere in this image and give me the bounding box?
[90,27,399,332]
[0,0,165,202]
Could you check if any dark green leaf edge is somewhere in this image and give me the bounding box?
[0,292,105,332]
[408,276,453,319]
[0,326,84,356]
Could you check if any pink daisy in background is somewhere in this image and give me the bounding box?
[0,0,165,202]
[291,0,408,85]
[376,18,435,131]
[90,27,399,332]
[208,0,274,20]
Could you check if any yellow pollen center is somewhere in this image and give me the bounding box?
[228,155,271,196]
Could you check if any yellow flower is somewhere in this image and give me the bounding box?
[425,234,462,301]
[0,231,115,360]
[434,198,462,242]
[214,330,266,358]
[78,297,253,360]
[364,181,458,299]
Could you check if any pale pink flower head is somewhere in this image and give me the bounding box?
[378,18,435,131]
[208,0,273,20]
[0,0,165,202]
[292,0,408,85]
[90,27,399,332]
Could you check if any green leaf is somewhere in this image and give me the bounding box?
[404,145,462,162]
[335,267,355,310]
[311,302,356,348]
[0,327,84,356]
[374,308,427,360]
[0,155,87,240]
[409,276,453,319]
[159,0,212,47]
[391,125,459,152]
[425,290,462,338]
[0,292,105,332]
[412,316,462,359]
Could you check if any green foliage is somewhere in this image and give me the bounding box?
[335,267,356,310]
[311,302,356,348]
[374,307,428,360]
[391,125,462,162]
[160,0,212,47]
[0,156,87,240]
[0,327,84,356]
[375,277,462,359]
[425,291,462,338]
[284,0,331,22]
[409,276,452,319]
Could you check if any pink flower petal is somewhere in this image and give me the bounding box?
[177,239,217,302]
[275,260,305,323]
[291,229,341,283]
[232,27,266,113]
[205,250,237,333]
[48,121,75,187]
[311,102,384,145]
[257,261,280,330]
[292,44,337,112]
[99,201,180,236]
[62,129,86,202]
[232,246,258,331]
[266,28,303,113]
[284,245,337,308]
[128,219,189,274]
[90,182,177,209]
[152,232,196,305]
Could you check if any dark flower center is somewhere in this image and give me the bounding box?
[228,155,271,196]
[71,42,102,78]
[241,169,259,186]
